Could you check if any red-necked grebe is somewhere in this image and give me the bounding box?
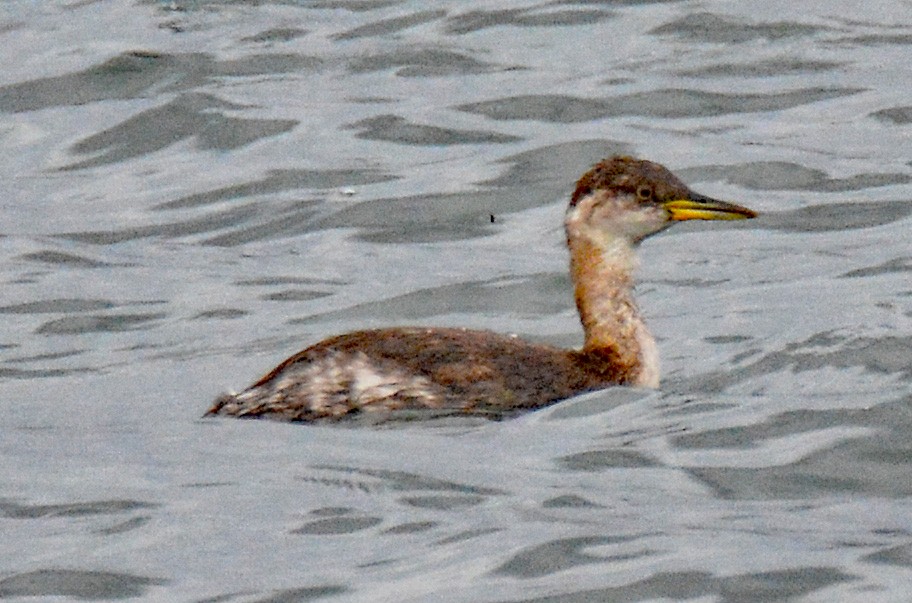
[206,156,756,422]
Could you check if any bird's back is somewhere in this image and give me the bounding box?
[207,327,631,421]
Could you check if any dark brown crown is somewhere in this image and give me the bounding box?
[570,156,691,206]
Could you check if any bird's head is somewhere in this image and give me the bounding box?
[565,156,756,246]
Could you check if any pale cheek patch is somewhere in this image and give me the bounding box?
[568,193,668,245]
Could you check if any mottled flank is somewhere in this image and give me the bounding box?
[207,327,630,421]
[208,156,756,423]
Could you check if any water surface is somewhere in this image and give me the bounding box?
[1,1,912,601]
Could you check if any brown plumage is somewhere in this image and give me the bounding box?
[206,156,756,422]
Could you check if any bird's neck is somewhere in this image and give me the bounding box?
[567,232,659,387]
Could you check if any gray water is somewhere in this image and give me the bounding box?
[2,1,912,601]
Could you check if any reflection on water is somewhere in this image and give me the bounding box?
[2,1,912,601]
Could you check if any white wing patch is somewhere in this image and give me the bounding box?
[216,351,443,420]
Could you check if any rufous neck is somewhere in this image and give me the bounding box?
[567,232,658,386]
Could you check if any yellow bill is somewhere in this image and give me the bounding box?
[662,195,757,221]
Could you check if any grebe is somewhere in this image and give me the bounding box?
[207,156,756,422]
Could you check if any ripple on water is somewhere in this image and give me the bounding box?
[3,1,912,601]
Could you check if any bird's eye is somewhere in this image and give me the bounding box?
[636,185,653,201]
